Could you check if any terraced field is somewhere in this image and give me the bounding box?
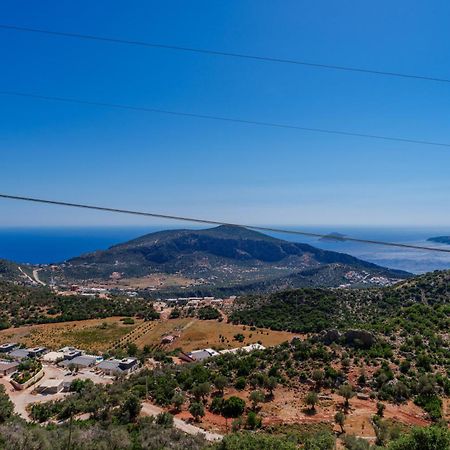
[0,317,138,353]
[131,318,299,352]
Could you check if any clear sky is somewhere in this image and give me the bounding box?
[1,1,449,227]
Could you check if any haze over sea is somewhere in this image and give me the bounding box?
[0,226,449,274]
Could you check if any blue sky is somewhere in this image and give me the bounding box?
[1,1,449,227]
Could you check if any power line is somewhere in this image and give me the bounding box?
[1,90,449,148]
[1,193,449,254]
[1,23,450,85]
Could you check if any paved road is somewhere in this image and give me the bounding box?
[141,402,223,442]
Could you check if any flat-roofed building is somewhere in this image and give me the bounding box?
[42,351,65,363]
[0,360,20,376]
[38,379,64,394]
[219,343,266,355]
[184,348,220,362]
[60,355,101,369]
[27,347,47,358]
[9,348,31,360]
[97,358,138,376]
[0,343,18,353]
[59,347,83,360]
[9,347,47,360]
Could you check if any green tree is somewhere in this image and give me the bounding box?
[118,394,141,423]
[249,390,265,410]
[376,401,385,417]
[372,415,389,446]
[191,382,211,403]
[335,411,345,434]
[155,412,174,427]
[214,375,228,395]
[0,385,14,423]
[338,384,355,410]
[264,376,278,397]
[234,377,246,390]
[222,396,246,419]
[305,391,319,412]
[171,392,185,412]
[127,343,138,357]
[312,369,324,391]
[388,426,450,450]
[245,411,262,429]
[189,402,205,422]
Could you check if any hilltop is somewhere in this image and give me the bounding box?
[41,225,409,292]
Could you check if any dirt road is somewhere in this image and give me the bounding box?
[141,402,223,442]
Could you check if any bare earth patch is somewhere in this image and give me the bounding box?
[133,318,299,351]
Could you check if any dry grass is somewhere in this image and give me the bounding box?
[0,317,297,354]
[90,274,197,289]
[0,317,139,353]
[134,318,298,351]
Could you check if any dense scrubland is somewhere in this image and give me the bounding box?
[0,281,159,329]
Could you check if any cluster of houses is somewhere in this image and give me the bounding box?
[162,296,236,307]
[0,342,139,381]
[180,343,265,363]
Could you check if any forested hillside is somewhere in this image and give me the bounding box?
[230,270,449,333]
[0,281,159,329]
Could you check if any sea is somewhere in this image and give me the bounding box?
[0,226,449,275]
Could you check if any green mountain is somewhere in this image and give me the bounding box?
[45,225,410,291]
[428,236,450,245]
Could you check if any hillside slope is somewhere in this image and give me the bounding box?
[0,280,159,328]
[0,259,31,284]
[230,270,450,332]
[44,225,409,291]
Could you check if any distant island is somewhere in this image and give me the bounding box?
[428,236,450,245]
[319,232,347,242]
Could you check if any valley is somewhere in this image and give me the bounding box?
[0,228,448,450]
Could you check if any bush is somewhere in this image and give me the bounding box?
[388,426,450,450]
[245,411,261,429]
[303,431,335,450]
[197,307,220,320]
[222,396,246,419]
[0,386,14,423]
[414,394,442,421]
[234,377,246,390]
[189,402,205,422]
[155,412,174,427]
[212,432,297,450]
[210,397,224,414]
[342,435,371,450]
[121,317,135,325]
